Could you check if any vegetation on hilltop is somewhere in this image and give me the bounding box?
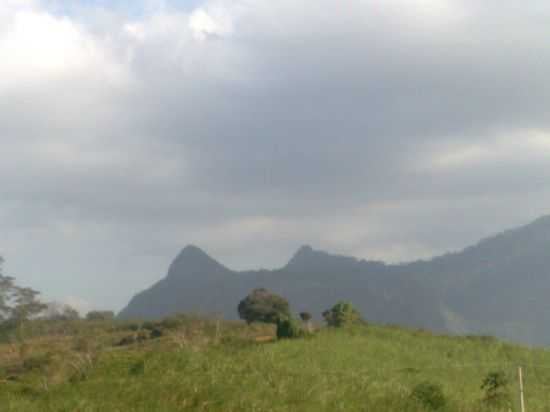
[0,309,549,411]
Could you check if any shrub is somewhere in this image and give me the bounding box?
[22,354,51,373]
[129,360,145,376]
[117,335,137,346]
[238,288,290,324]
[481,371,510,408]
[85,311,115,321]
[322,302,362,327]
[150,328,163,339]
[142,321,158,331]
[410,381,447,410]
[127,323,141,332]
[276,317,303,339]
[136,331,149,342]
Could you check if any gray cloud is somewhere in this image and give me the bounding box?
[1,0,550,310]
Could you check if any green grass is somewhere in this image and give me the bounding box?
[1,318,550,411]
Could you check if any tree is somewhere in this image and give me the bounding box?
[85,311,115,321]
[237,288,290,324]
[0,256,46,325]
[322,301,363,327]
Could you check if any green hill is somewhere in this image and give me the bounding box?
[1,316,549,411]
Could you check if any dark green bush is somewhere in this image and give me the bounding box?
[150,328,163,339]
[276,317,303,339]
[117,335,137,346]
[481,371,510,408]
[410,381,447,410]
[322,302,363,327]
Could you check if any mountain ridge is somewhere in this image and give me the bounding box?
[119,215,550,345]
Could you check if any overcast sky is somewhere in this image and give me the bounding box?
[2,0,550,313]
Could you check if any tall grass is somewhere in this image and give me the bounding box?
[1,317,550,411]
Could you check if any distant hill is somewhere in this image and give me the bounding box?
[119,216,550,345]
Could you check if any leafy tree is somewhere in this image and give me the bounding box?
[85,310,115,321]
[0,256,46,325]
[237,288,290,324]
[322,301,362,327]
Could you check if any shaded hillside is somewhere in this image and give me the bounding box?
[119,215,550,344]
[118,245,446,331]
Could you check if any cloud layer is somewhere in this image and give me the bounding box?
[2,0,550,310]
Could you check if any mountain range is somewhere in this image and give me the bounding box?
[118,215,550,345]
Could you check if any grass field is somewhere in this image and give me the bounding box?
[1,317,550,411]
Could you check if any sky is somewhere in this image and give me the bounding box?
[1,0,550,313]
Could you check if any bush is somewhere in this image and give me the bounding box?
[481,371,510,408]
[129,359,145,376]
[238,288,290,325]
[410,382,447,410]
[142,321,158,331]
[136,331,149,342]
[276,317,303,339]
[85,311,115,321]
[117,335,137,346]
[22,354,51,373]
[159,317,183,330]
[322,302,363,327]
[150,328,163,339]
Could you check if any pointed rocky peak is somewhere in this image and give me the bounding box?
[176,245,214,261]
[293,245,315,259]
[166,245,228,279]
[285,245,323,269]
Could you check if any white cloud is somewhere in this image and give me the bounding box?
[189,7,234,40]
[62,296,93,315]
[425,130,550,170]
[0,9,126,90]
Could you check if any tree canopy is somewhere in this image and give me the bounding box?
[0,256,46,325]
[322,301,363,327]
[237,288,290,324]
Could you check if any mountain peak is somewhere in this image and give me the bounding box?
[295,244,314,257]
[285,245,322,269]
[170,245,224,272]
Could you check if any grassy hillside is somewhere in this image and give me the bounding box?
[1,317,550,411]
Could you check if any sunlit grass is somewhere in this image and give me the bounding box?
[2,318,550,411]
